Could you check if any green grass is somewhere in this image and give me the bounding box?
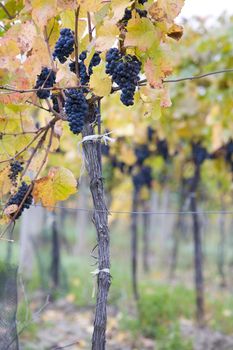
[137,283,195,338]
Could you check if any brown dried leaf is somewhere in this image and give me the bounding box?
[167,23,183,40]
[4,204,18,216]
[33,167,77,208]
[149,0,185,24]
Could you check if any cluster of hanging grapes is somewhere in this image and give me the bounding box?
[102,127,233,193]
[8,161,23,185]
[34,19,143,134]
[5,162,33,220]
[6,182,33,219]
[8,16,143,220]
[101,126,172,193]
[121,0,148,23]
[106,48,141,106]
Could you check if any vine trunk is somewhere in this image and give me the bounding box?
[82,118,111,350]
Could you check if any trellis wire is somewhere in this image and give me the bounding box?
[1,203,232,216]
[0,200,233,216]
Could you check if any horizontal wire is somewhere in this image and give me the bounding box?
[22,203,233,215]
[1,203,233,216]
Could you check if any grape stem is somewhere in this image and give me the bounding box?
[87,12,93,42]
[74,7,80,81]
[0,3,13,19]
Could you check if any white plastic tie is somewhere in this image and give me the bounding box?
[91,268,110,298]
[91,268,110,276]
[80,131,116,145]
[77,132,116,184]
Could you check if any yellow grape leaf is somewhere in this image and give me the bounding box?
[50,136,60,152]
[140,186,150,201]
[109,178,132,224]
[212,122,223,151]
[94,3,111,25]
[31,0,57,28]
[60,10,87,35]
[0,21,37,56]
[0,213,10,225]
[79,0,103,12]
[95,21,119,51]
[150,99,162,120]
[24,36,51,83]
[0,166,11,196]
[16,21,37,54]
[167,23,183,40]
[0,69,32,104]
[144,58,172,89]
[110,0,132,23]
[118,145,136,166]
[33,167,77,208]
[57,0,77,10]
[0,40,20,70]
[160,86,172,107]
[28,150,47,176]
[149,0,185,24]
[124,18,158,51]
[46,19,60,47]
[0,136,17,157]
[90,64,112,97]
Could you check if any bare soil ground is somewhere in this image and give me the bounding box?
[19,296,233,350]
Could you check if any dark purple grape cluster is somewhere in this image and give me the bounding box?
[53,28,74,63]
[35,67,56,99]
[121,6,147,22]
[51,94,64,113]
[192,142,209,166]
[69,51,88,85]
[101,143,110,157]
[136,9,147,17]
[105,48,141,106]
[64,89,88,135]
[226,139,233,164]
[122,8,132,21]
[69,51,101,86]
[7,182,33,219]
[225,139,233,173]
[134,145,150,165]
[133,166,152,191]
[88,52,101,75]
[8,161,23,184]
[78,51,89,85]
[157,139,169,161]
[111,157,127,173]
[147,126,155,142]
[138,0,147,4]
